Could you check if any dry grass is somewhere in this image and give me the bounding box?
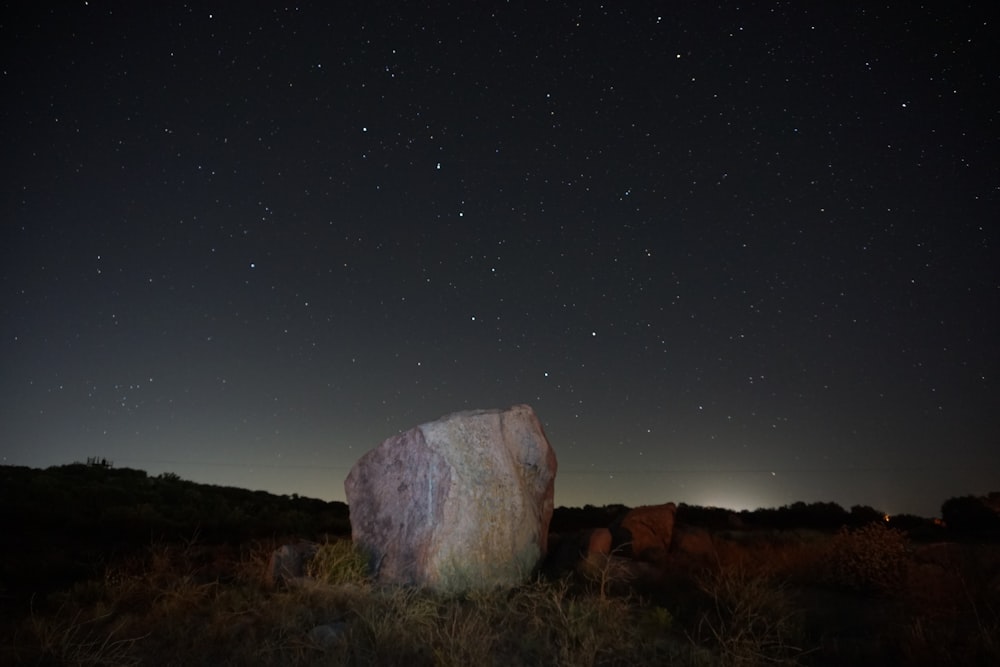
[4,532,1000,666]
[25,601,148,667]
[822,522,908,594]
[688,560,815,666]
[5,539,678,666]
[306,538,371,587]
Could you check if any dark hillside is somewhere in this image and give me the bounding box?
[0,463,349,601]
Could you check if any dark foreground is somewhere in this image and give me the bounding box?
[2,464,999,666]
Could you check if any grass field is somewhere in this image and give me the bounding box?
[5,524,999,666]
[3,465,998,665]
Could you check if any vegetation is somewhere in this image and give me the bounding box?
[2,464,999,665]
[0,463,350,599]
[823,522,908,594]
[941,494,1000,538]
[0,462,350,542]
[307,539,371,587]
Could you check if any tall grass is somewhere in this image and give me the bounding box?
[7,539,679,666]
[6,530,1000,666]
[689,561,814,666]
[25,601,147,667]
[305,538,371,587]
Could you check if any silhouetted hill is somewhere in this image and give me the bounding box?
[0,463,350,598]
[1,463,350,541]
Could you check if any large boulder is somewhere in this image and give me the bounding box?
[344,404,557,592]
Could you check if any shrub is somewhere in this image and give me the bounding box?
[577,544,636,599]
[824,521,908,594]
[942,495,1000,536]
[640,604,675,636]
[690,562,811,666]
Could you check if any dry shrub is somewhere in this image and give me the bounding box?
[235,538,281,588]
[895,544,1000,666]
[690,561,813,666]
[823,522,908,594]
[338,576,676,666]
[500,577,665,665]
[344,585,440,665]
[577,544,638,599]
[430,589,506,667]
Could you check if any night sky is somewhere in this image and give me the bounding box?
[3,2,997,517]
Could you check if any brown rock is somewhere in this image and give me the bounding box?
[587,527,613,557]
[617,503,677,562]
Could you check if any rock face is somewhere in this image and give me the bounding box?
[344,404,557,592]
[615,503,677,562]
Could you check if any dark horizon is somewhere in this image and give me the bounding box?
[6,458,992,521]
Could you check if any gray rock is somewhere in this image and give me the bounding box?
[345,404,557,592]
[269,541,318,587]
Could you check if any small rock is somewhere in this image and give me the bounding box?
[269,541,318,587]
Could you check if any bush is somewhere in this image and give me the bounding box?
[690,562,811,666]
[824,522,908,594]
[942,495,1000,537]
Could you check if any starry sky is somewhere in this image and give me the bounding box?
[2,2,997,517]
